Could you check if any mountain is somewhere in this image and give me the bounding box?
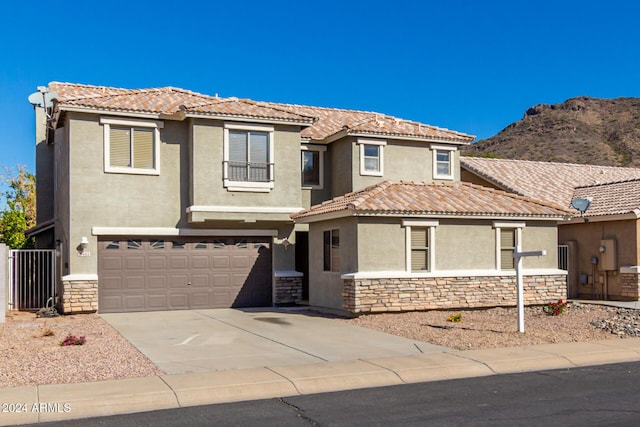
[461,97,640,167]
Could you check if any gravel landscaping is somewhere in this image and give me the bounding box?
[344,302,639,350]
[0,311,163,388]
[1,302,639,388]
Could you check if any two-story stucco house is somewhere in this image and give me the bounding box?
[31,82,570,315]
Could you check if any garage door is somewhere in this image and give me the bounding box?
[98,237,272,313]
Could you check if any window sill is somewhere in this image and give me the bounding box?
[360,171,383,177]
[302,184,324,190]
[224,179,274,193]
[433,174,454,180]
[105,167,160,176]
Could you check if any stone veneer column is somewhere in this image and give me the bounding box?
[620,272,640,300]
[274,271,303,305]
[61,275,98,313]
[342,274,567,314]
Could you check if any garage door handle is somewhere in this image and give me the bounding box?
[188,282,192,286]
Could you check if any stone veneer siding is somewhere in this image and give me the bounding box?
[343,275,567,314]
[274,276,303,305]
[620,273,640,300]
[61,279,98,313]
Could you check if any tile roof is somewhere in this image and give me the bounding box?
[49,82,315,124]
[47,82,474,144]
[291,181,571,221]
[260,102,475,143]
[572,178,640,217]
[460,157,640,214]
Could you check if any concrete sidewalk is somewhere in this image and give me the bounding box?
[2,337,640,425]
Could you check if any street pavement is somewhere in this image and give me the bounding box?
[1,302,639,425]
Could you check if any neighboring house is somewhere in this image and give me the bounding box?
[461,157,640,302]
[31,82,569,315]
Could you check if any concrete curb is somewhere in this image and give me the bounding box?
[1,337,640,426]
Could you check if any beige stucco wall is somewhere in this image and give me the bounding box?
[308,217,358,309]
[352,218,559,273]
[435,220,495,270]
[190,119,303,210]
[55,125,70,279]
[55,112,301,278]
[357,219,405,271]
[559,219,639,299]
[329,136,462,197]
[35,108,54,225]
[330,139,353,197]
[522,221,559,269]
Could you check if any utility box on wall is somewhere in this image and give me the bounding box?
[599,239,617,271]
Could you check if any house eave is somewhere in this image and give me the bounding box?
[318,129,473,145]
[293,210,567,223]
[562,211,640,224]
[183,112,313,127]
[57,105,168,120]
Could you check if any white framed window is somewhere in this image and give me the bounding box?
[101,117,163,175]
[301,144,326,189]
[223,123,275,192]
[402,219,438,272]
[358,138,385,176]
[431,144,455,180]
[323,229,340,272]
[493,221,525,270]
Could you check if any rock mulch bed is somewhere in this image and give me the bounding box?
[0,311,163,388]
[344,302,639,350]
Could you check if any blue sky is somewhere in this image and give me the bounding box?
[1,0,640,174]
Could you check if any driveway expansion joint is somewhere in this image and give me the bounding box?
[158,375,182,408]
[265,366,303,395]
[359,359,407,384]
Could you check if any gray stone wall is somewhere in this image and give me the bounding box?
[343,275,567,314]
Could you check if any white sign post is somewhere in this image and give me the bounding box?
[513,249,546,333]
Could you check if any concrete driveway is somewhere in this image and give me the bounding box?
[101,308,448,374]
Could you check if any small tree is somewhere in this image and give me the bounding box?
[0,165,36,249]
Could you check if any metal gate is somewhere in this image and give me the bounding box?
[8,249,56,310]
[558,245,569,271]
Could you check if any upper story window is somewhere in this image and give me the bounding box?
[431,144,455,180]
[223,123,274,192]
[357,138,386,177]
[301,144,326,188]
[101,117,163,175]
[493,221,525,271]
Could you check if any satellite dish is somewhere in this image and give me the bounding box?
[27,90,58,108]
[571,197,592,214]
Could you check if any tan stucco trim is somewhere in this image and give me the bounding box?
[187,205,303,214]
[62,274,99,281]
[295,212,566,224]
[274,270,304,277]
[185,113,312,127]
[341,268,567,280]
[91,227,279,237]
[336,131,472,145]
[620,266,640,273]
[59,106,165,120]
